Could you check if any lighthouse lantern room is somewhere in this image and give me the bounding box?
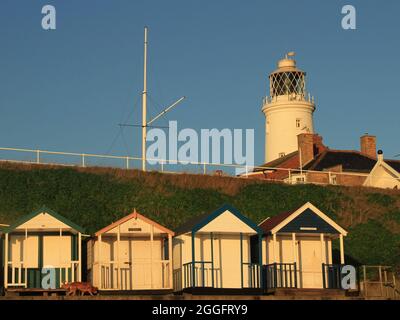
[262,52,316,163]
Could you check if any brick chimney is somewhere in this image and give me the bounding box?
[360,134,376,158]
[298,133,315,166]
[312,134,327,155]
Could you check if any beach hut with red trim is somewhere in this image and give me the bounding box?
[87,209,174,293]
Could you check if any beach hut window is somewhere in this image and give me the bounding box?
[163,239,169,260]
[250,235,260,263]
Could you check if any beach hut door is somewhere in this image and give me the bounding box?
[298,239,323,288]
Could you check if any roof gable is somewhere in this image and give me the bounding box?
[364,159,400,188]
[198,210,258,234]
[279,208,340,234]
[95,210,174,236]
[175,205,262,235]
[1,206,85,234]
[259,202,347,236]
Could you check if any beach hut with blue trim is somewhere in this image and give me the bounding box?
[259,202,348,291]
[172,204,263,294]
[0,207,85,293]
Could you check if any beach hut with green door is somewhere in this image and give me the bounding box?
[0,207,85,292]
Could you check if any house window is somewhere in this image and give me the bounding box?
[291,175,306,184]
[296,176,305,184]
[287,174,306,185]
[279,152,286,158]
[296,118,301,128]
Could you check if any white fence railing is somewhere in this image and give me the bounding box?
[0,147,399,187]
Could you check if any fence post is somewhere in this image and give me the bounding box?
[36,150,40,164]
[161,160,164,172]
[82,154,85,167]
[202,262,205,287]
[126,157,129,169]
[203,162,206,175]
[363,265,367,297]
[384,269,389,298]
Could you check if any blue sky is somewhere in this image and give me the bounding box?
[0,0,399,168]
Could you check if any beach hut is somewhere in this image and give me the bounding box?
[0,207,85,292]
[259,202,348,290]
[173,204,264,294]
[87,209,174,292]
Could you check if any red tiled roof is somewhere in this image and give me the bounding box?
[254,151,299,172]
[259,208,298,233]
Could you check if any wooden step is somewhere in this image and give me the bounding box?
[274,288,346,297]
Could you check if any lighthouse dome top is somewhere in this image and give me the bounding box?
[271,52,304,74]
[278,57,296,69]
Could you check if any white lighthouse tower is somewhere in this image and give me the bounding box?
[262,52,316,163]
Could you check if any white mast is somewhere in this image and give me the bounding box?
[142,26,148,171]
[136,26,185,172]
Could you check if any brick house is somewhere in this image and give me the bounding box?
[250,134,400,189]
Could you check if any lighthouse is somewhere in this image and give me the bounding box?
[262,52,316,163]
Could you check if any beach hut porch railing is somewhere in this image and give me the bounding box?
[242,263,261,288]
[182,261,220,288]
[263,262,298,289]
[322,263,353,290]
[6,260,80,288]
[181,261,262,289]
[97,260,171,290]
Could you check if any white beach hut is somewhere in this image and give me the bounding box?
[173,205,264,294]
[0,206,85,293]
[87,209,174,293]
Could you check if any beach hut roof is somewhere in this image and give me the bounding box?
[94,209,174,236]
[0,206,85,234]
[175,204,263,235]
[258,202,347,236]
